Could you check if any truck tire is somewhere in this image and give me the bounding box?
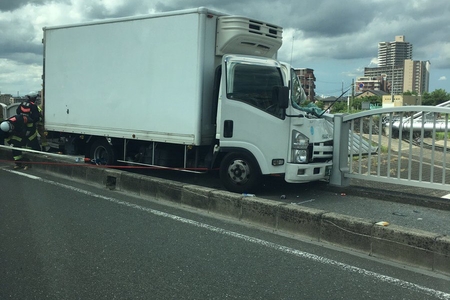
[220,152,261,193]
[89,139,115,165]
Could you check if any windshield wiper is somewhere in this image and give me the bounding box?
[318,87,351,118]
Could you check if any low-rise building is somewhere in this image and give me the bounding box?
[0,94,14,105]
[355,76,389,93]
[355,90,388,99]
[382,94,422,107]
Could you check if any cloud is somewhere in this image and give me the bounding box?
[0,0,48,12]
[439,76,447,81]
[0,58,42,95]
[368,58,378,67]
[0,0,449,95]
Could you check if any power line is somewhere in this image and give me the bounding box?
[316,83,353,94]
[315,79,344,84]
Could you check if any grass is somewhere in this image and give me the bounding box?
[435,132,450,140]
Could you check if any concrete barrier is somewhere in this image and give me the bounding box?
[1,148,449,275]
[277,204,324,239]
[371,225,438,270]
[434,236,450,275]
[321,213,373,253]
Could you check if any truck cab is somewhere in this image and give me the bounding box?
[215,54,333,192]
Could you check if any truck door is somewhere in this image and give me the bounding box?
[217,55,290,189]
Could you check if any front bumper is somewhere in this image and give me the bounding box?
[284,161,333,183]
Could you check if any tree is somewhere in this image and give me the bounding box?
[422,89,449,106]
[314,100,325,110]
[422,92,433,105]
[351,96,381,110]
[330,101,348,113]
[431,89,449,105]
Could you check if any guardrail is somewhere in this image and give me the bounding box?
[330,106,450,192]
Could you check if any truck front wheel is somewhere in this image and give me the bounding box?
[220,152,261,193]
[89,139,116,165]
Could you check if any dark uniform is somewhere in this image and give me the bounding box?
[23,94,48,150]
[1,110,41,169]
[17,99,40,124]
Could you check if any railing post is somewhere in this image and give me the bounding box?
[329,113,351,187]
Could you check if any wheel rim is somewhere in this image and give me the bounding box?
[227,159,250,184]
[93,146,109,165]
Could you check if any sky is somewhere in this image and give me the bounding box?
[0,0,449,98]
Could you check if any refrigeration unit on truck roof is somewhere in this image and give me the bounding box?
[216,16,282,58]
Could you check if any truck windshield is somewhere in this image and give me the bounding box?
[290,68,323,117]
[226,62,284,117]
[291,69,307,109]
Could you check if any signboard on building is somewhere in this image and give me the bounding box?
[361,101,370,110]
[370,104,382,110]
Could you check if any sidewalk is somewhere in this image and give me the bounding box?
[323,178,450,236]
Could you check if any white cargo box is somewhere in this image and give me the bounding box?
[43,8,223,145]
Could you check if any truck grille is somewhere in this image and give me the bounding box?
[312,141,333,161]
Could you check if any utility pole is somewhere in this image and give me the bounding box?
[308,76,311,102]
[351,79,354,111]
[389,42,395,102]
[347,80,355,113]
[391,64,395,102]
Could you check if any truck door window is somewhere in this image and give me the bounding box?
[226,63,284,118]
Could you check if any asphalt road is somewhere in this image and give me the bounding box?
[1,166,449,299]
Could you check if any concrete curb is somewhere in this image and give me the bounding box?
[2,150,449,275]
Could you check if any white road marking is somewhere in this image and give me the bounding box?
[6,169,450,300]
[8,169,41,180]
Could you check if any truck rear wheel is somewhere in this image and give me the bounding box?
[89,139,115,165]
[219,152,261,193]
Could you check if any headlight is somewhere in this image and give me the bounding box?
[292,130,309,149]
[293,149,308,163]
[292,130,309,163]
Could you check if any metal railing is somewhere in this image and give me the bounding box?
[330,106,450,192]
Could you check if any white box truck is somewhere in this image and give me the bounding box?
[42,7,334,193]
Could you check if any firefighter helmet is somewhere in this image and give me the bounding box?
[25,92,39,103]
[0,121,13,132]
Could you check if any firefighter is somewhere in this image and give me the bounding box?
[21,93,49,150]
[17,96,42,153]
[17,98,40,122]
[0,113,40,169]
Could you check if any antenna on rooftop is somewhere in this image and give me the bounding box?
[290,32,295,65]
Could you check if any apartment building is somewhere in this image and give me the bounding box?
[403,59,430,95]
[378,35,412,67]
[363,36,429,96]
[364,66,404,95]
[294,68,316,102]
[355,76,388,93]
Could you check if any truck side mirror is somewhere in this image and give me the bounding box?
[272,86,289,109]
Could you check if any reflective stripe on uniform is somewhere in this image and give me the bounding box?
[13,154,23,161]
[5,135,22,143]
[28,131,38,140]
